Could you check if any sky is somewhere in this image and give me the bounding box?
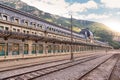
[21,0,120,32]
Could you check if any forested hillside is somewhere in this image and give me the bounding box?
[0,0,119,48]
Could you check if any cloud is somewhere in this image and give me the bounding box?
[72,13,111,20]
[70,0,98,13]
[21,0,98,18]
[101,0,120,8]
[117,12,120,15]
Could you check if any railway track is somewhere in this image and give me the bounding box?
[0,53,95,72]
[79,54,119,80]
[1,54,104,80]
[109,54,120,80]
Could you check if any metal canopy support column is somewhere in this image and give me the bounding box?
[28,40,32,55]
[4,39,8,58]
[22,40,25,58]
[43,42,47,54]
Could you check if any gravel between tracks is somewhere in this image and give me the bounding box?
[110,55,120,80]
[34,54,113,80]
[81,54,119,80]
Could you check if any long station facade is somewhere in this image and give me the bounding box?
[0,4,111,58]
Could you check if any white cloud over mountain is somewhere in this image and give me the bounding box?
[21,0,99,19]
[101,0,120,8]
[70,0,98,13]
[73,13,111,20]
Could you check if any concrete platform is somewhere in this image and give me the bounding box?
[0,50,116,72]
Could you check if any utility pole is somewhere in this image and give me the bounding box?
[70,14,73,60]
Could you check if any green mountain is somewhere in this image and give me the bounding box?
[0,0,119,48]
[0,0,108,30]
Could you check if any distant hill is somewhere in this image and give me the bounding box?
[0,0,109,30]
[1,0,119,48]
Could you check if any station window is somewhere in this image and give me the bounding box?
[0,26,4,30]
[3,15,7,21]
[37,24,39,27]
[12,43,19,55]
[5,27,9,31]
[17,29,20,32]
[30,22,32,25]
[13,28,16,32]
[51,28,53,31]
[32,32,34,34]
[27,31,29,34]
[23,30,26,33]
[40,25,42,29]
[15,19,19,23]
[25,21,28,26]
[30,22,36,27]
[49,27,51,31]
[58,30,60,33]
[33,24,36,27]
[53,28,55,31]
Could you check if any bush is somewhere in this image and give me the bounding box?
[109,41,120,49]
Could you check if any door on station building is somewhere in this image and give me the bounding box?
[48,45,52,53]
[61,45,64,53]
[66,46,69,52]
[12,43,19,55]
[56,45,59,53]
[0,43,8,56]
[24,44,28,54]
[32,44,36,54]
[39,44,43,54]
[53,45,56,53]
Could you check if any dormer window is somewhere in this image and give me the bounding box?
[49,28,51,31]
[30,22,36,27]
[40,25,42,29]
[15,18,19,23]
[30,22,32,25]
[25,21,28,26]
[33,24,36,27]
[37,24,43,29]
[3,15,7,21]
[37,24,39,27]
